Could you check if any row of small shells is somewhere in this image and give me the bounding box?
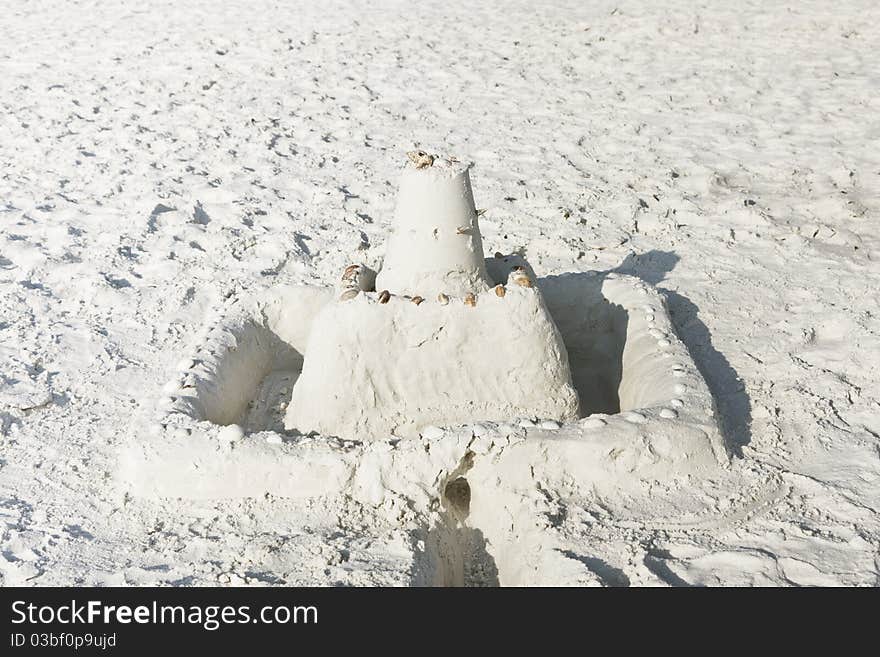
[604,273,717,424]
[151,288,264,439]
[337,265,533,303]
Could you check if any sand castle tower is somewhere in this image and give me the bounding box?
[284,152,580,439]
[375,155,492,297]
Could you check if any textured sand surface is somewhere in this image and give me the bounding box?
[1,0,878,585]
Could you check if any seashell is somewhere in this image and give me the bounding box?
[437,293,449,305]
[495,284,506,297]
[406,150,434,169]
[456,226,472,235]
[580,417,606,430]
[421,425,444,440]
[339,287,360,301]
[340,263,377,292]
[342,264,360,281]
[494,251,504,259]
[510,270,533,288]
[218,424,244,442]
[624,411,647,424]
[464,293,476,307]
[378,290,391,304]
[411,296,424,305]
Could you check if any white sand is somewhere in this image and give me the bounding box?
[1,0,879,586]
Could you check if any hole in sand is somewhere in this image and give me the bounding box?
[192,320,304,432]
[414,456,500,587]
[541,273,629,416]
[443,477,471,519]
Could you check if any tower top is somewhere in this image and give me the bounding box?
[374,153,491,297]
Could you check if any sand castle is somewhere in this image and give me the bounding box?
[123,151,728,585]
[284,154,580,439]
